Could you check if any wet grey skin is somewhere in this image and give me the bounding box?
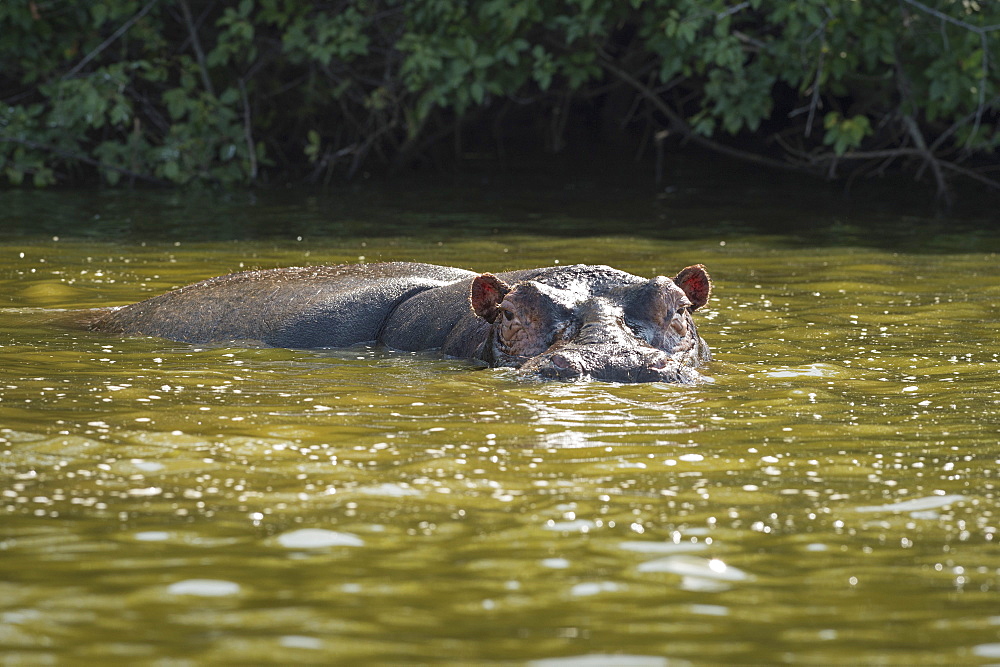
[86,262,713,384]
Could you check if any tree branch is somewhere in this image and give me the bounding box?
[900,0,1000,33]
[599,56,803,174]
[902,114,951,206]
[797,145,1000,192]
[179,0,216,98]
[238,78,257,182]
[64,0,160,79]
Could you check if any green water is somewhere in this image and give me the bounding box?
[1,172,999,665]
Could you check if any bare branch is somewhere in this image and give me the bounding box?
[717,2,751,20]
[179,0,216,98]
[929,93,1000,153]
[937,159,1000,190]
[901,0,1000,33]
[902,115,951,206]
[238,78,257,182]
[800,145,1000,192]
[600,56,802,174]
[803,48,824,138]
[64,0,160,79]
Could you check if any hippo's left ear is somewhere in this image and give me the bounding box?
[471,273,511,323]
[674,265,712,310]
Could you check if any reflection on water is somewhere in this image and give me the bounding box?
[0,182,998,664]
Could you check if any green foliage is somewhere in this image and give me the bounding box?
[823,113,873,155]
[0,0,997,189]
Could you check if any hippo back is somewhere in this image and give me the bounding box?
[90,262,475,348]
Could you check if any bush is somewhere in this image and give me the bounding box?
[1,0,997,199]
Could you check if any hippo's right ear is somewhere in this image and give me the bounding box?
[674,264,712,310]
[471,273,511,323]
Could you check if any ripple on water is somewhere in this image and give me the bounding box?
[763,363,845,378]
[133,531,171,542]
[570,581,625,597]
[279,635,324,650]
[166,579,241,597]
[619,541,707,555]
[637,555,753,593]
[528,655,675,667]
[356,482,422,498]
[274,528,365,549]
[543,519,598,533]
[853,494,969,514]
[637,555,750,579]
[973,643,1000,659]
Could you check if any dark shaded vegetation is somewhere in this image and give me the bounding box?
[1,0,998,203]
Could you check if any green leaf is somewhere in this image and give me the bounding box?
[32,167,55,187]
[163,89,190,120]
[470,80,485,104]
[6,167,25,186]
[219,87,240,105]
[162,160,181,182]
[90,3,108,27]
[823,112,872,155]
[532,45,554,90]
[305,130,321,162]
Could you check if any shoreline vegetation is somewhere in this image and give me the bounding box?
[1,1,998,203]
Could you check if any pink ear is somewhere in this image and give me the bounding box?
[674,265,711,310]
[471,273,510,323]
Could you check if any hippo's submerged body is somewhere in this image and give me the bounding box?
[89,262,713,383]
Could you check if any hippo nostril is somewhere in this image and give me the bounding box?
[532,352,583,380]
[550,353,573,370]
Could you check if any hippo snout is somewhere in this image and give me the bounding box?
[534,352,583,380]
[519,346,705,384]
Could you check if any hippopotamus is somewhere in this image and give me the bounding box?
[87,262,713,383]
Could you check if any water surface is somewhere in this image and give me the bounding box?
[1,172,999,664]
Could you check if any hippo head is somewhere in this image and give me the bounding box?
[470,264,712,383]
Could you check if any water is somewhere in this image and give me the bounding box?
[1,168,999,664]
